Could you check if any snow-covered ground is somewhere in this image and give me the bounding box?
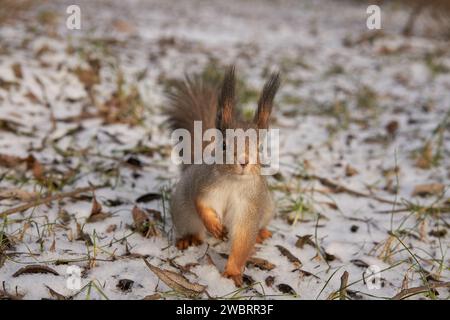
[0,0,449,300]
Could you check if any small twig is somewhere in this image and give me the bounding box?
[310,174,400,205]
[392,282,450,300]
[376,207,450,214]
[0,185,102,217]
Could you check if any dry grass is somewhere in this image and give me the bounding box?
[0,0,34,26]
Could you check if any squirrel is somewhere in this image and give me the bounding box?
[165,66,280,286]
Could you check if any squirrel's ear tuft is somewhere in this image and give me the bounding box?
[216,66,236,131]
[254,73,280,129]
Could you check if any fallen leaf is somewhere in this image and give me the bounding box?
[0,288,23,300]
[106,224,117,233]
[11,63,23,79]
[90,196,102,215]
[345,164,359,177]
[125,156,142,167]
[143,293,161,300]
[74,66,100,89]
[26,155,44,181]
[0,79,19,91]
[116,279,134,292]
[49,237,56,252]
[298,269,320,279]
[350,259,369,268]
[45,285,68,300]
[58,209,71,225]
[243,274,255,286]
[219,253,275,271]
[412,183,445,197]
[265,276,275,287]
[0,233,14,251]
[145,208,163,223]
[246,257,276,271]
[112,19,135,34]
[385,120,399,137]
[13,265,59,277]
[143,259,206,298]
[132,206,157,237]
[295,234,315,249]
[321,247,336,262]
[277,283,296,295]
[76,223,93,245]
[392,282,450,300]
[0,154,24,168]
[428,229,447,238]
[415,142,433,169]
[135,193,162,203]
[0,188,37,201]
[25,91,41,104]
[86,196,111,222]
[276,245,302,267]
[0,253,6,269]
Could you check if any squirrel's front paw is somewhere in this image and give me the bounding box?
[195,201,226,239]
[204,216,226,239]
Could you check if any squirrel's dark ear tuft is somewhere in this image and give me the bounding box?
[216,66,236,131]
[254,73,280,129]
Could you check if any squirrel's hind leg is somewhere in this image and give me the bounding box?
[176,234,203,250]
[223,223,258,287]
[256,228,272,244]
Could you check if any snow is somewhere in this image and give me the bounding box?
[0,0,449,300]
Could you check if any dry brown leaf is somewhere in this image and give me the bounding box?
[49,237,56,252]
[25,91,41,104]
[0,188,37,201]
[412,183,445,197]
[345,164,359,177]
[276,245,302,267]
[0,232,13,251]
[143,293,161,300]
[136,193,162,203]
[74,67,100,89]
[246,257,276,271]
[26,155,44,181]
[91,196,102,215]
[46,285,68,300]
[265,276,275,287]
[112,19,135,34]
[277,283,296,295]
[0,154,24,168]
[0,287,24,300]
[11,63,23,79]
[86,196,111,222]
[0,253,6,269]
[392,282,450,300]
[415,142,433,169]
[13,265,59,277]
[143,259,206,298]
[132,206,157,237]
[76,223,93,245]
[295,234,315,249]
[385,120,399,137]
[106,224,117,233]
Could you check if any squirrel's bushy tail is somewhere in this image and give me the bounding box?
[164,75,220,169]
[165,75,218,134]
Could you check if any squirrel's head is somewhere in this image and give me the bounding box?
[215,66,280,176]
